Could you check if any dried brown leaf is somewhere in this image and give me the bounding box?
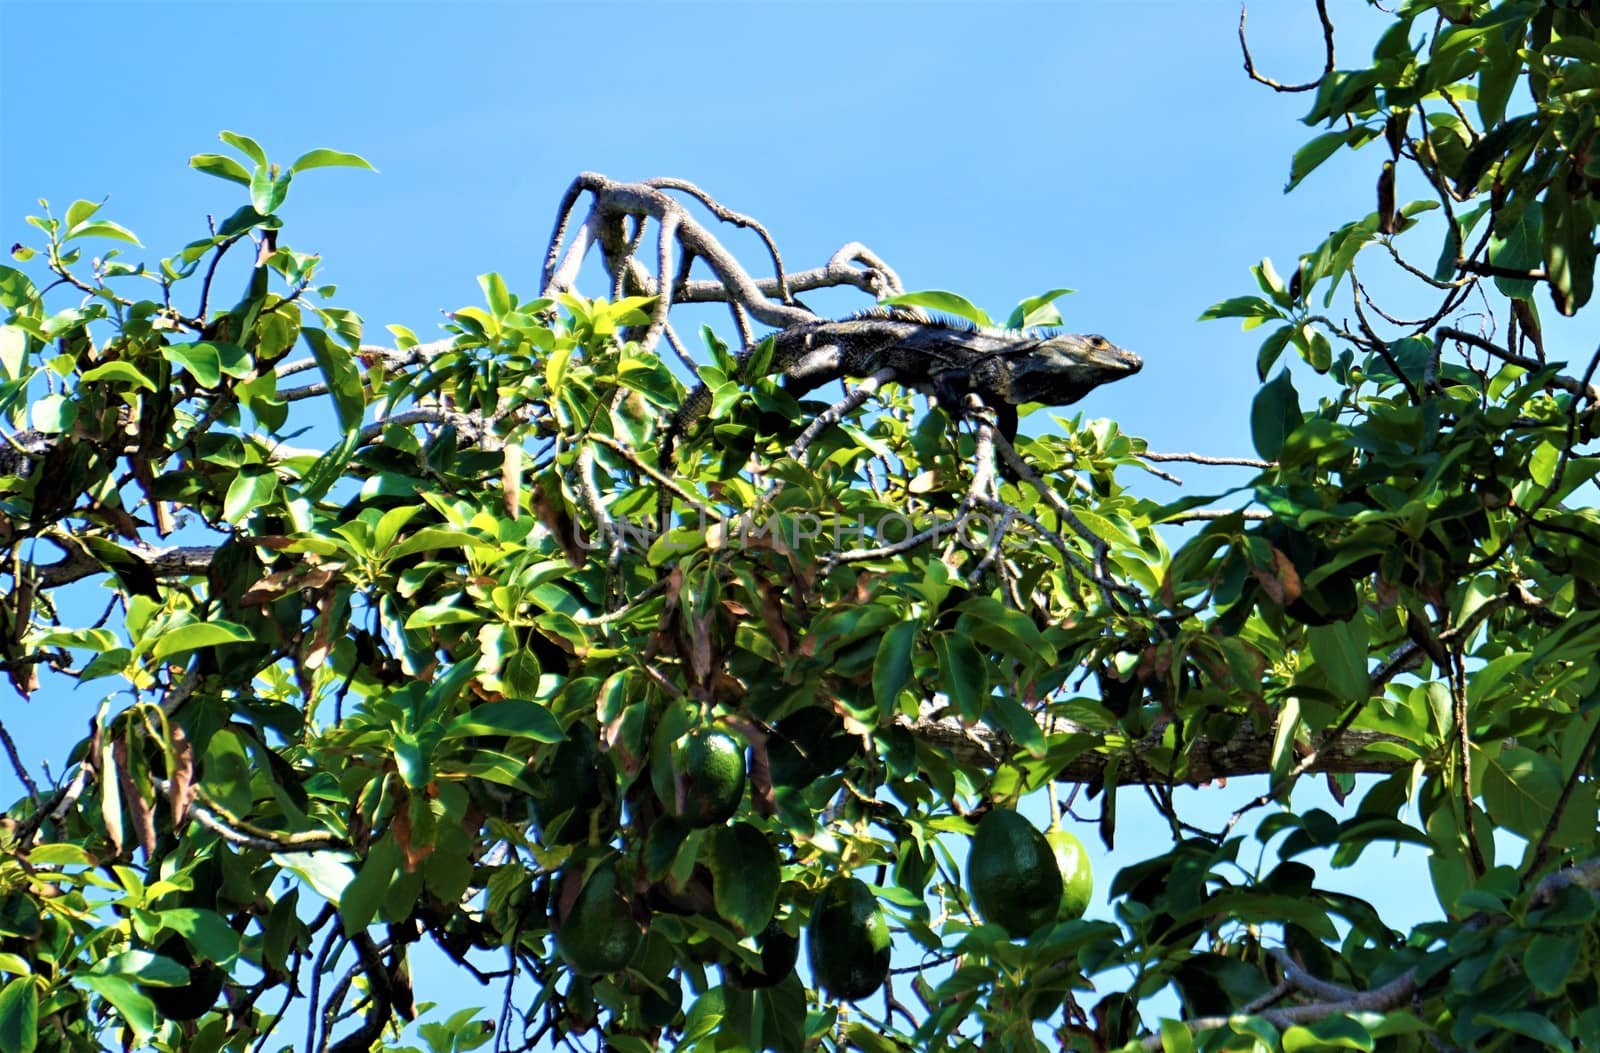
[168,724,195,827]
[115,735,156,861]
[1251,545,1303,606]
[758,580,791,657]
[502,444,523,521]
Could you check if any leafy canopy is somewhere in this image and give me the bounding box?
[1,3,1600,1051]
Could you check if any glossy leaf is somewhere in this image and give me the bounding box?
[0,977,37,1053]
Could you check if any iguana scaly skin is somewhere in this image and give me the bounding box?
[660,307,1142,521]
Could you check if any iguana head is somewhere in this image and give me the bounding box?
[1001,332,1142,405]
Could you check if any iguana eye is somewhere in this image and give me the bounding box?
[1089,336,1107,348]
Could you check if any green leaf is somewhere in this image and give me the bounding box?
[873,620,919,720]
[933,633,988,719]
[298,430,360,502]
[0,324,29,380]
[289,148,377,174]
[271,851,357,905]
[150,620,252,659]
[1488,202,1542,300]
[27,844,91,866]
[200,730,252,816]
[1273,1011,1376,1043]
[1159,1019,1194,1053]
[77,976,155,1040]
[0,266,39,312]
[209,341,253,378]
[710,823,779,936]
[219,130,268,167]
[444,700,564,742]
[1250,368,1301,461]
[844,1023,902,1053]
[30,394,75,434]
[1270,695,1302,788]
[223,466,279,524]
[1256,326,1294,380]
[1547,187,1596,316]
[301,328,364,431]
[0,976,38,1053]
[162,342,222,387]
[1524,932,1580,996]
[66,220,141,246]
[89,951,188,986]
[1306,618,1370,702]
[189,153,252,186]
[64,200,100,230]
[985,695,1046,756]
[251,170,293,216]
[1287,130,1354,192]
[880,290,993,328]
[154,902,241,966]
[341,836,401,935]
[1473,1012,1573,1053]
[479,272,511,316]
[618,357,679,405]
[1005,287,1075,329]
[1283,1014,1374,1051]
[403,603,480,629]
[1197,295,1277,324]
[681,987,728,1047]
[79,361,156,391]
[1477,745,1571,842]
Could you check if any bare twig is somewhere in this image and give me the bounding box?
[0,719,40,808]
[1527,712,1600,873]
[1140,451,1274,469]
[1238,0,1335,93]
[1436,326,1600,404]
[787,368,895,461]
[1164,509,1272,522]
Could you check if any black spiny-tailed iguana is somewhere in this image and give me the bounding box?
[659,307,1142,523]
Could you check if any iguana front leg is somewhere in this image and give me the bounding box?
[930,369,1019,442]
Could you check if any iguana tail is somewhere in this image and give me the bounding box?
[657,382,714,533]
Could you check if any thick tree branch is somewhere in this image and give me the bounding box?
[1140,968,1417,1049]
[902,711,1412,785]
[30,542,217,589]
[1140,451,1273,469]
[1143,856,1600,1049]
[541,173,820,329]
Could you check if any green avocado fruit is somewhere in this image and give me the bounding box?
[143,936,224,1022]
[729,918,800,989]
[651,726,746,828]
[807,877,890,1001]
[967,809,1064,938]
[768,707,857,788]
[1046,828,1093,921]
[554,866,643,977]
[531,726,617,844]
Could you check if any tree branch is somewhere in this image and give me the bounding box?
[1140,968,1417,1049]
[901,710,1412,785]
[1238,0,1335,93]
[30,542,217,590]
[1436,326,1600,403]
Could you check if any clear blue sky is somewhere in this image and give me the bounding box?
[2,1,1453,1045]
